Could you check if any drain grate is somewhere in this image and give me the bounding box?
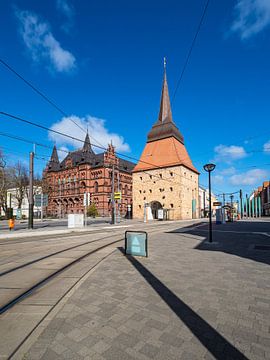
[254,245,270,251]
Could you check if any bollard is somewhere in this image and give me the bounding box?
[9,218,15,231]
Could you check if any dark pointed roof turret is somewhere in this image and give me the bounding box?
[47,145,60,171]
[83,131,94,154]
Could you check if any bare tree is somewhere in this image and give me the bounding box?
[9,161,29,210]
[0,150,11,215]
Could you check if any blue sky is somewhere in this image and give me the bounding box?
[1,0,270,200]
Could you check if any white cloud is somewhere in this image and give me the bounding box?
[220,166,236,176]
[56,0,74,18]
[56,0,74,33]
[15,9,76,72]
[214,144,247,163]
[231,0,270,39]
[212,175,224,185]
[48,115,130,153]
[263,140,270,153]
[58,146,69,161]
[229,168,268,186]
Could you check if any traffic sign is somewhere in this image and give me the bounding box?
[114,192,122,200]
[213,202,222,206]
[34,194,48,207]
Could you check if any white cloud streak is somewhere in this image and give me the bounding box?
[212,175,224,185]
[231,0,270,39]
[15,9,76,72]
[263,140,270,153]
[214,144,247,163]
[220,166,236,176]
[56,0,74,33]
[229,168,268,186]
[48,115,130,153]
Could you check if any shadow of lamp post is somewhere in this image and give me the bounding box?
[203,163,216,243]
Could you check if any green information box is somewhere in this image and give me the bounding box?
[125,231,148,257]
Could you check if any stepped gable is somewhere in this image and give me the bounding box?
[133,65,199,174]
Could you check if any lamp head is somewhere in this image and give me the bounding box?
[203,163,216,172]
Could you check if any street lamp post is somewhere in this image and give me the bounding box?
[203,163,216,243]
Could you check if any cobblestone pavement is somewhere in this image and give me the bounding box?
[22,220,270,360]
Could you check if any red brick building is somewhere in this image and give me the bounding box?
[43,133,135,217]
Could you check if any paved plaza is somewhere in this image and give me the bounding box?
[11,219,269,360]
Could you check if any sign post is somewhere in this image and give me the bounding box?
[125,231,148,257]
[83,192,90,227]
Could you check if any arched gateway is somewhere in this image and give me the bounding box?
[150,201,162,219]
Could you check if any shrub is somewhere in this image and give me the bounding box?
[87,204,99,218]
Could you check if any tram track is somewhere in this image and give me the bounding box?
[0,233,120,277]
[0,221,201,316]
[0,236,123,315]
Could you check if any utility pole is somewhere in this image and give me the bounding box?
[246,194,249,218]
[223,193,226,222]
[239,189,243,219]
[111,164,116,224]
[203,189,206,217]
[117,168,120,223]
[41,192,43,222]
[230,194,234,222]
[28,151,34,229]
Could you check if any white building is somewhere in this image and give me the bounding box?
[199,186,218,218]
[1,186,42,219]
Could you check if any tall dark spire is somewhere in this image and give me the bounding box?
[47,145,60,171]
[147,60,184,144]
[51,145,59,163]
[157,58,173,124]
[82,131,94,153]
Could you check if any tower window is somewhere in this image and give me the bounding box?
[149,175,152,179]
[159,174,162,178]
[140,176,143,180]
[170,204,174,208]
[170,172,173,176]
[149,189,152,193]
[170,187,173,191]
[139,205,142,209]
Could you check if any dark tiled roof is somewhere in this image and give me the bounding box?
[47,149,135,173]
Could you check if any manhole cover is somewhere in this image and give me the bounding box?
[254,245,270,251]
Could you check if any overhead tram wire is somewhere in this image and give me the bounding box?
[0,131,69,154]
[2,111,269,191]
[0,111,202,186]
[1,111,268,198]
[0,57,105,148]
[172,0,210,103]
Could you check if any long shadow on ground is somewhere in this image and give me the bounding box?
[119,247,248,360]
[168,220,270,266]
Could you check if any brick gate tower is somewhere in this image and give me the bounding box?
[132,63,199,220]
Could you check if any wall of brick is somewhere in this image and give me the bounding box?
[132,165,199,220]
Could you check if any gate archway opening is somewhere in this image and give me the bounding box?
[150,201,162,219]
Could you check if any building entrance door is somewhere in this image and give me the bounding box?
[150,201,162,219]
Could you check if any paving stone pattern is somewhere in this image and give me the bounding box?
[24,224,270,359]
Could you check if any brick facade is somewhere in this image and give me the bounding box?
[43,139,135,218]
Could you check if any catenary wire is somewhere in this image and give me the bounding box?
[0,58,105,148]
[172,0,210,102]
